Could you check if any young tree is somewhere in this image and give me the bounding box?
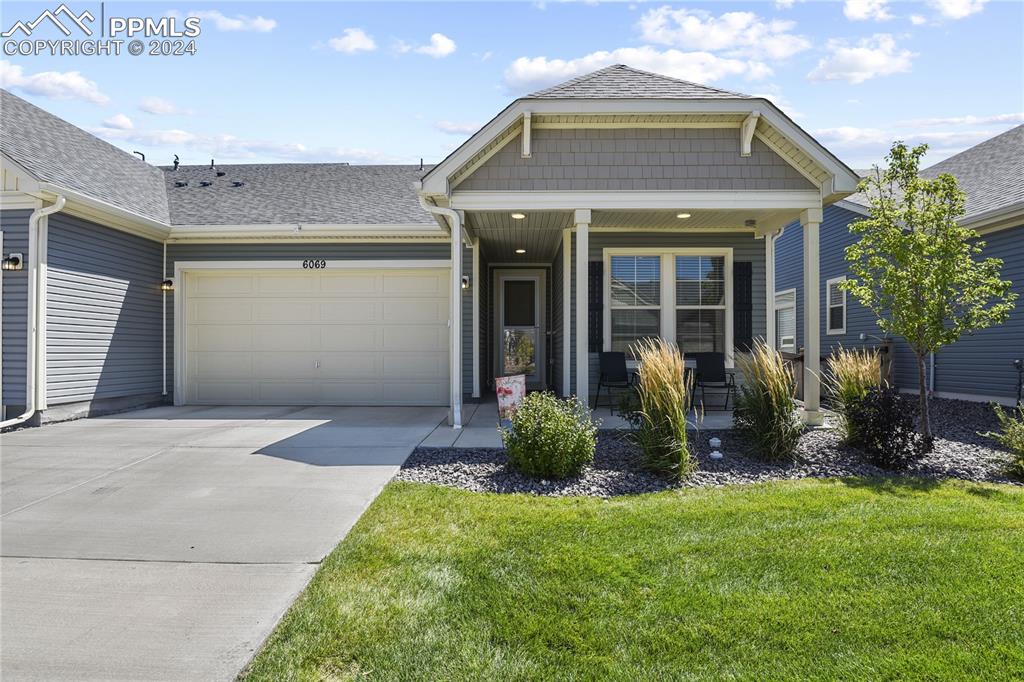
[841,142,1016,442]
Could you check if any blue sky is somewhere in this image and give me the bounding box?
[2,1,1021,168]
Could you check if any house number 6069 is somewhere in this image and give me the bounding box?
[302,259,327,269]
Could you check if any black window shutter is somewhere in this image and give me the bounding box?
[588,261,603,353]
[734,261,753,352]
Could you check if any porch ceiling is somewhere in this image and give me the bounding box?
[468,207,802,262]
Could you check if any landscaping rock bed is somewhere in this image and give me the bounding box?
[396,398,1021,497]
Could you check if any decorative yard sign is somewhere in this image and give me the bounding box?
[496,374,526,419]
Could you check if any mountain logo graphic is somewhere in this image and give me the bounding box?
[2,4,95,38]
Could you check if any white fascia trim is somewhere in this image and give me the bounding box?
[966,202,1024,234]
[834,199,871,217]
[422,98,859,197]
[825,275,846,335]
[0,191,43,210]
[603,246,734,367]
[168,223,445,240]
[451,190,823,212]
[37,182,170,241]
[0,152,43,195]
[174,259,451,271]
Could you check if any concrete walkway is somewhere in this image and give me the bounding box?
[0,404,446,682]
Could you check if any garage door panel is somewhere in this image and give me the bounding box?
[383,300,446,324]
[183,268,449,406]
[320,301,380,323]
[192,274,254,297]
[189,300,253,323]
[190,326,254,352]
[383,273,444,296]
[382,326,446,352]
[320,273,380,295]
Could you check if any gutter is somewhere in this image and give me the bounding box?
[416,189,463,429]
[1,194,66,429]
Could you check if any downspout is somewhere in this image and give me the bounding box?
[1,194,66,429]
[416,191,463,428]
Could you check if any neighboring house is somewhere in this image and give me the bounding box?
[1,64,860,428]
[775,125,1024,405]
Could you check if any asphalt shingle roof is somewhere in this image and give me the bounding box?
[162,163,434,225]
[1,89,170,223]
[845,125,1024,221]
[527,64,750,100]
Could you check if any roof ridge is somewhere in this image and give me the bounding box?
[612,64,748,98]
[527,64,622,97]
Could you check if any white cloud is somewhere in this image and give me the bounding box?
[637,7,811,60]
[0,61,108,105]
[910,14,928,24]
[897,112,1024,126]
[775,0,796,8]
[808,34,916,84]
[138,96,190,116]
[102,113,133,130]
[435,121,480,135]
[928,0,987,19]
[748,85,803,119]
[414,33,457,58]
[813,122,1011,166]
[505,46,772,92]
[843,0,893,22]
[173,10,276,32]
[327,28,377,54]
[94,126,402,164]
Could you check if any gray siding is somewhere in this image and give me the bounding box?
[570,231,767,396]
[1,209,31,407]
[931,225,1023,400]
[165,242,452,402]
[776,208,1023,401]
[458,128,815,192]
[46,213,164,404]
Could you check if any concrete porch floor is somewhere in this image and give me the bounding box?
[422,399,735,449]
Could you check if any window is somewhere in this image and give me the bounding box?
[604,249,733,364]
[675,255,726,353]
[774,289,797,352]
[826,276,846,335]
[608,255,661,356]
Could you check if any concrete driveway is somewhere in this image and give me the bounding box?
[0,404,447,681]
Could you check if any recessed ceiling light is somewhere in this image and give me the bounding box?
[676,213,692,219]
[515,248,526,254]
[511,212,526,220]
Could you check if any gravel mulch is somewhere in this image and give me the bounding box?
[396,398,1022,497]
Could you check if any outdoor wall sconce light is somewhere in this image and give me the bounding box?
[461,275,471,290]
[1,253,24,271]
[160,279,175,292]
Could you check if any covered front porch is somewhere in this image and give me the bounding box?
[452,200,826,430]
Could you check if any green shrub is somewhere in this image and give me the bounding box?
[632,337,695,479]
[733,340,803,461]
[500,392,597,479]
[846,386,926,469]
[982,405,1024,478]
[824,346,881,443]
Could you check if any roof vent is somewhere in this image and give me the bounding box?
[199,180,213,187]
[174,181,188,188]
[173,154,179,171]
[744,219,757,228]
[216,171,226,177]
[231,181,245,187]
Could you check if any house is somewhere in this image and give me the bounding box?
[1,64,861,429]
[774,124,1024,405]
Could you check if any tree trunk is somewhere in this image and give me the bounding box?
[916,353,931,440]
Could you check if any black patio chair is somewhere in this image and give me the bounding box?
[692,352,736,411]
[593,351,634,414]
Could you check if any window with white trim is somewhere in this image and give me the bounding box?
[675,255,726,353]
[604,249,733,363]
[608,255,661,356]
[826,276,846,335]
[774,288,796,352]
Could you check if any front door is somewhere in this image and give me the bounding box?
[495,270,545,390]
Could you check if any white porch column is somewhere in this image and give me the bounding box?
[574,209,591,401]
[450,215,463,428]
[765,231,776,351]
[471,237,480,398]
[562,228,571,397]
[801,208,823,424]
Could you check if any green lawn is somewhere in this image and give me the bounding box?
[245,479,1024,681]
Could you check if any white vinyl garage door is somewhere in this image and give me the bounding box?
[182,268,449,405]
